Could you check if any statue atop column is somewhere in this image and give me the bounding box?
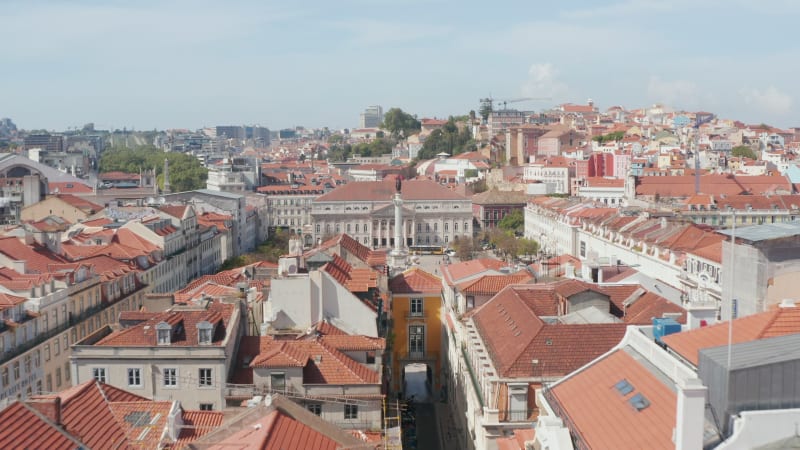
[395,175,402,194]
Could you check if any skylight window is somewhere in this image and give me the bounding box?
[614,379,634,396]
[629,393,650,411]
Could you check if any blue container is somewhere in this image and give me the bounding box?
[653,317,682,344]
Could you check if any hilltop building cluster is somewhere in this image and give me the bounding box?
[2,99,800,449]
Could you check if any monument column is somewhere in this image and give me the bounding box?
[389,177,408,271]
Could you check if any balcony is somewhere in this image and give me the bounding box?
[405,311,426,320]
[1,320,70,365]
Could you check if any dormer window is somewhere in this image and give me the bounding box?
[156,322,171,345]
[197,321,213,345]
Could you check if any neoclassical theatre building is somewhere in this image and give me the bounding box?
[310,178,472,249]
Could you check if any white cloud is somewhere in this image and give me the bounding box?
[521,63,570,101]
[740,86,793,115]
[646,77,701,109]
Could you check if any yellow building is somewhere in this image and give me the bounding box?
[388,267,443,395]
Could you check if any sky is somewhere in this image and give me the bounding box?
[1,0,799,132]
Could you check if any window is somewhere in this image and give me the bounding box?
[466,296,475,309]
[54,338,60,356]
[24,355,31,374]
[307,404,322,416]
[198,322,213,344]
[127,368,142,387]
[464,222,469,231]
[56,368,62,387]
[199,368,213,387]
[44,344,50,362]
[1,367,7,385]
[270,372,286,391]
[345,404,359,419]
[92,367,107,383]
[157,322,171,345]
[409,325,425,357]
[434,223,438,232]
[366,351,376,364]
[454,222,458,232]
[410,298,423,317]
[346,223,351,232]
[64,363,70,381]
[163,368,177,387]
[199,403,214,411]
[355,224,359,233]
[444,223,449,232]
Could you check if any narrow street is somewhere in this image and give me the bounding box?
[404,364,441,450]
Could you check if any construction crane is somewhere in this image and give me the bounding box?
[479,96,552,121]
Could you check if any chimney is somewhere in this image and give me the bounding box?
[674,377,707,450]
[28,396,62,427]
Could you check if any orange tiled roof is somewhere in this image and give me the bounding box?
[204,409,344,450]
[159,205,189,219]
[53,194,103,212]
[662,306,800,365]
[174,410,224,448]
[457,272,533,296]
[321,334,385,351]
[0,401,82,449]
[95,301,234,347]
[389,267,441,294]
[49,181,93,194]
[0,236,68,274]
[471,284,627,377]
[636,174,791,197]
[315,178,467,202]
[321,254,379,295]
[241,336,380,385]
[440,258,508,285]
[548,349,676,450]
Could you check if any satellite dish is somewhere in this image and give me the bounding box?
[287,264,297,274]
[158,197,166,204]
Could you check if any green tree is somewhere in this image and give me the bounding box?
[592,131,625,144]
[418,116,475,160]
[517,238,540,262]
[380,108,421,139]
[497,210,524,235]
[99,145,209,192]
[732,145,757,159]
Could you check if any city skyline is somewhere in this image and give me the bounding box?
[2,0,799,131]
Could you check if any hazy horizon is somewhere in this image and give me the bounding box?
[2,0,799,132]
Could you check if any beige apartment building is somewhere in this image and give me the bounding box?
[70,299,242,411]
